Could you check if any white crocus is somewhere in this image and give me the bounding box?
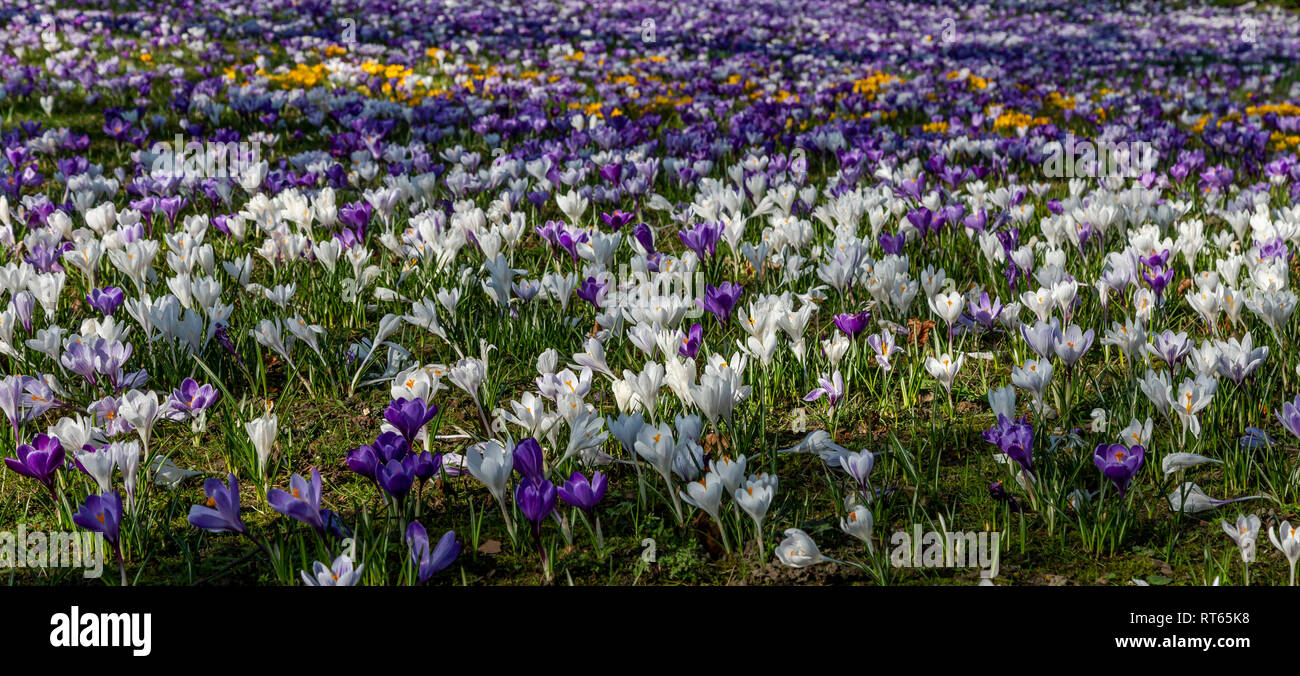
[245,412,279,476]
[1269,521,1300,586]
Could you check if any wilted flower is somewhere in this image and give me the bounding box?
[775,528,827,568]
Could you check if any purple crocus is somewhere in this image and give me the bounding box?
[378,458,416,499]
[338,201,373,233]
[187,473,247,535]
[86,287,124,315]
[1094,443,1145,497]
[576,276,608,308]
[1277,393,1300,441]
[169,377,219,418]
[5,433,64,494]
[803,371,845,409]
[73,490,123,544]
[967,293,1004,330]
[599,210,634,230]
[370,431,409,463]
[631,223,655,255]
[985,415,1034,476]
[678,221,722,259]
[411,450,441,482]
[346,443,382,480]
[267,468,327,535]
[906,207,937,238]
[515,477,557,534]
[896,173,926,201]
[558,470,607,513]
[158,195,188,229]
[61,340,99,385]
[512,437,546,482]
[384,397,438,443]
[678,323,703,358]
[879,230,905,255]
[1141,265,1175,301]
[699,282,743,325]
[1240,427,1275,450]
[833,310,871,338]
[405,521,460,583]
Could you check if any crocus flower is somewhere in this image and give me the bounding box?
[384,397,439,443]
[467,439,514,506]
[515,477,557,534]
[1276,393,1300,442]
[1168,483,1263,514]
[1093,443,1145,497]
[833,310,871,337]
[678,221,722,259]
[678,323,703,358]
[345,442,382,481]
[1141,265,1175,301]
[1221,513,1261,564]
[245,412,278,474]
[699,282,743,325]
[169,377,219,418]
[73,490,123,544]
[512,437,546,482]
[75,444,116,493]
[558,470,607,513]
[879,230,905,255]
[410,451,441,484]
[985,415,1034,476]
[803,370,845,409]
[378,458,416,499]
[1053,324,1095,368]
[967,292,1003,330]
[841,504,875,551]
[576,276,608,308]
[1239,427,1274,450]
[736,473,777,549]
[5,433,64,493]
[866,331,903,372]
[679,471,725,522]
[267,468,327,535]
[840,449,876,495]
[86,287,124,315]
[1269,522,1300,586]
[187,473,247,535]
[776,528,828,568]
[924,352,964,394]
[405,521,460,583]
[302,554,364,586]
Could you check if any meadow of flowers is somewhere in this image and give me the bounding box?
[3,0,1300,588]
